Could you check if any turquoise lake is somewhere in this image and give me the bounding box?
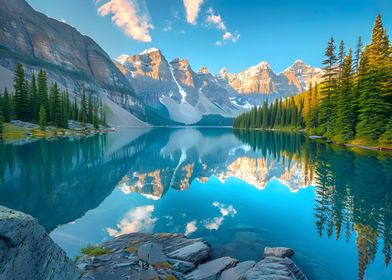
[0,128,391,280]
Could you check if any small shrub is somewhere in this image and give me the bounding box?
[165,275,177,280]
[154,262,172,269]
[126,246,138,253]
[80,245,110,256]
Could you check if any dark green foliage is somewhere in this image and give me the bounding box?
[233,97,302,130]
[2,64,105,129]
[39,105,46,130]
[13,63,30,121]
[1,88,12,122]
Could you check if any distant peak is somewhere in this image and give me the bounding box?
[140,47,160,55]
[253,61,270,70]
[219,67,228,73]
[294,59,304,64]
[198,67,209,74]
[116,54,130,64]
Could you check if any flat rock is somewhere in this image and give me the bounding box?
[185,257,239,280]
[0,206,81,280]
[138,242,168,265]
[264,247,295,258]
[167,241,211,264]
[129,266,159,280]
[244,256,307,280]
[170,258,196,273]
[220,261,256,280]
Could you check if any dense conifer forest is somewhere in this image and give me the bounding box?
[233,14,392,147]
[0,63,106,135]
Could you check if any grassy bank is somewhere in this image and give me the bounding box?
[0,122,113,142]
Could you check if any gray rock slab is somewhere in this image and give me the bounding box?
[170,258,196,273]
[185,257,239,280]
[167,241,211,264]
[138,242,168,265]
[0,206,81,280]
[264,247,295,258]
[220,260,256,280]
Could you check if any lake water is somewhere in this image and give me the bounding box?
[0,128,391,280]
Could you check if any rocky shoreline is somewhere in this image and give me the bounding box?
[0,206,308,280]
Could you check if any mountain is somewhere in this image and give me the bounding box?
[281,60,323,92]
[116,48,323,124]
[0,0,146,127]
[115,49,242,125]
[216,60,322,98]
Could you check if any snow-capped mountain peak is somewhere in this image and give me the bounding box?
[140,47,160,55]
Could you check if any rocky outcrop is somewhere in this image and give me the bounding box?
[0,204,307,280]
[76,233,308,280]
[0,206,81,280]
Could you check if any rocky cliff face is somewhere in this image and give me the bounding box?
[116,50,241,125]
[282,60,323,92]
[0,0,147,127]
[0,206,81,280]
[217,60,322,97]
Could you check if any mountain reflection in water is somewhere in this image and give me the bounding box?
[0,128,391,280]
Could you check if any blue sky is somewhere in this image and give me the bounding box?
[27,0,392,74]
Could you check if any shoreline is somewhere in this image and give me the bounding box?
[232,127,392,152]
[0,121,115,142]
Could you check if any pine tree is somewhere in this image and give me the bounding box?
[39,105,46,131]
[13,63,30,121]
[49,83,61,125]
[1,88,12,122]
[354,36,363,71]
[93,104,99,129]
[304,83,313,131]
[336,49,355,140]
[38,70,48,114]
[29,73,39,121]
[356,14,391,140]
[88,94,93,124]
[319,37,338,134]
[337,40,346,82]
[0,114,3,136]
[80,88,87,125]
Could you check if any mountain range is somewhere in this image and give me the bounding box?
[0,0,323,126]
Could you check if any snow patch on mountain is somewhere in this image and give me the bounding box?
[159,96,201,124]
[169,66,187,103]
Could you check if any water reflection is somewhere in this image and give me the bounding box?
[234,130,392,280]
[0,128,391,280]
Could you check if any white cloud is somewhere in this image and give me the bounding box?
[203,202,237,231]
[96,0,153,42]
[222,31,240,43]
[206,8,240,46]
[183,0,204,24]
[185,220,198,235]
[212,201,237,217]
[204,217,224,230]
[106,205,157,237]
[206,13,226,30]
